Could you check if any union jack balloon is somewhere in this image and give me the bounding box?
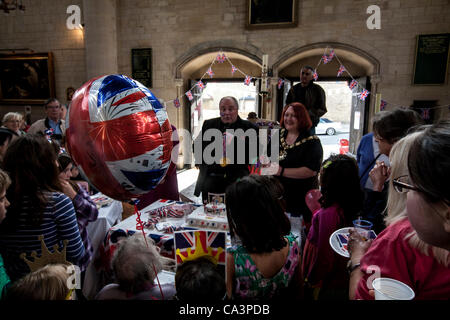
[66,74,173,201]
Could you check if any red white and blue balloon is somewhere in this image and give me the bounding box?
[66,74,173,201]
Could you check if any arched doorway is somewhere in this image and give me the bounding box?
[273,42,380,155]
[174,44,263,168]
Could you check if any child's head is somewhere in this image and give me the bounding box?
[406,121,450,250]
[175,256,225,301]
[319,154,363,221]
[0,169,11,223]
[5,263,72,300]
[58,153,74,181]
[226,175,290,253]
[112,234,164,294]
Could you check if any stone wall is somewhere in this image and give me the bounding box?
[1,0,449,124]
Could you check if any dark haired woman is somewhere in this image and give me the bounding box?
[275,103,323,229]
[0,134,85,281]
[58,153,98,273]
[225,175,303,299]
[302,154,363,300]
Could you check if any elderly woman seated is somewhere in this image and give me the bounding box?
[95,234,176,300]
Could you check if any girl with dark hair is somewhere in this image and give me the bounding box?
[302,154,363,300]
[275,103,323,230]
[57,153,98,273]
[0,134,85,281]
[225,175,303,300]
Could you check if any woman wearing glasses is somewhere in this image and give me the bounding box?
[347,123,450,300]
[1,113,26,137]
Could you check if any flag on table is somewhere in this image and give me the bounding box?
[207,67,214,78]
[421,108,430,119]
[313,70,318,81]
[231,65,237,75]
[174,98,181,108]
[186,90,194,101]
[277,78,284,89]
[174,230,226,266]
[349,80,358,90]
[197,80,205,90]
[244,75,252,86]
[380,99,387,111]
[337,65,346,77]
[358,89,370,101]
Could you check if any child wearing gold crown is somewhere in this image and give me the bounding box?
[225,175,303,299]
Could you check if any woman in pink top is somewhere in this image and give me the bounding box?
[348,127,450,300]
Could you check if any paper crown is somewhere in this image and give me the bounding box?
[20,235,69,272]
[176,231,224,265]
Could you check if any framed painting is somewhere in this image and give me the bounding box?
[0,52,55,104]
[246,0,298,30]
[132,48,152,88]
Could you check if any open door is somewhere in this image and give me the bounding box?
[349,77,371,155]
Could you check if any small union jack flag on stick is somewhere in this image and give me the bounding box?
[277,78,284,89]
[380,99,387,111]
[231,65,237,75]
[174,98,181,108]
[349,80,358,90]
[358,89,370,101]
[186,90,194,101]
[197,80,205,90]
[337,65,346,77]
[244,75,252,86]
[313,70,318,81]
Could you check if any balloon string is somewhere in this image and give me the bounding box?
[134,202,164,300]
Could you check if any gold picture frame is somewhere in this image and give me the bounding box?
[0,52,55,104]
[246,0,298,30]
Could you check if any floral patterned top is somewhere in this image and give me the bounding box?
[228,234,300,299]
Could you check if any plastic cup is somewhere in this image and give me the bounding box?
[353,219,373,240]
[372,278,415,300]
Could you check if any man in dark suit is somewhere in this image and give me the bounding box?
[194,96,259,202]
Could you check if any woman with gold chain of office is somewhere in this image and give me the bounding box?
[273,102,323,231]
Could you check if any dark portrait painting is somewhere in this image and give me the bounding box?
[247,0,298,29]
[0,53,55,104]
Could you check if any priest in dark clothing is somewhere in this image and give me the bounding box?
[285,66,327,134]
[194,96,259,202]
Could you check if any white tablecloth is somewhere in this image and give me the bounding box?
[83,195,123,298]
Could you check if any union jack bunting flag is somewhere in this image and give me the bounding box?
[207,67,214,78]
[197,80,205,90]
[216,53,226,63]
[380,99,387,111]
[185,90,194,101]
[358,89,370,101]
[313,71,318,81]
[174,230,226,265]
[349,80,358,90]
[277,78,284,89]
[322,54,330,64]
[337,65,346,77]
[244,75,252,86]
[231,65,237,74]
[174,98,181,108]
[421,108,430,119]
[328,49,335,60]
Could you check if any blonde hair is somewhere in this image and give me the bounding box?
[386,132,449,267]
[2,112,22,125]
[6,264,72,300]
[0,168,11,193]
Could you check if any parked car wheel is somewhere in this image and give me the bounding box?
[326,128,336,135]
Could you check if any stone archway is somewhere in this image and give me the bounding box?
[272,42,381,154]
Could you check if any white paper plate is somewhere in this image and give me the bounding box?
[329,227,352,258]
